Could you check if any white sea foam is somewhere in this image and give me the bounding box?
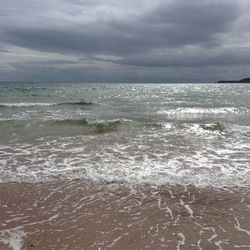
[157,107,248,116]
[0,103,56,107]
[1,125,250,188]
[0,229,26,250]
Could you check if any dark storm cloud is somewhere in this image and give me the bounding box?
[1,0,241,55]
[2,27,144,55]
[0,0,249,82]
[111,0,241,50]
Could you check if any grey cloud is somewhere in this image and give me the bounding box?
[1,0,241,56]
[2,27,145,56]
[113,48,250,67]
[114,0,241,48]
[0,0,249,82]
[0,45,8,52]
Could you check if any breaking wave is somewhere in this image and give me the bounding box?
[0,103,57,107]
[200,122,224,133]
[158,107,249,115]
[51,119,126,133]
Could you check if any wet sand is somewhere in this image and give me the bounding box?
[0,180,250,250]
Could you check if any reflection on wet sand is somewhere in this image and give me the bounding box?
[1,180,250,250]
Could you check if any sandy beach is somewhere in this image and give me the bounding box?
[1,180,250,250]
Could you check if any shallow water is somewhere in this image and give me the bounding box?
[0,181,250,250]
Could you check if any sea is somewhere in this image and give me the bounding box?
[0,82,250,249]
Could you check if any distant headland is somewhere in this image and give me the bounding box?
[217,77,250,83]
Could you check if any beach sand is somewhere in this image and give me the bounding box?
[1,180,250,250]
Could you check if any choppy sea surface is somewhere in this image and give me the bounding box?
[1,82,250,250]
[0,82,250,187]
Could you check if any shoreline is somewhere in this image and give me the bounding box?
[1,180,250,249]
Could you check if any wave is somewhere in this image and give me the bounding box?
[140,121,226,136]
[58,101,96,106]
[51,119,125,133]
[0,103,57,107]
[0,101,96,108]
[200,122,224,133]
[52,118,89,126]
[158,107,249,115]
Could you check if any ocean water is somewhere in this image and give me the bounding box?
[0,82,250,188]
[1,82,250,250]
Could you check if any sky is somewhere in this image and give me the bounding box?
[0,0,250,83]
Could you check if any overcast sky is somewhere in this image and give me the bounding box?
[0,0,250,82]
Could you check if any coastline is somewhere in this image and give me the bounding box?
[1,180,250,250]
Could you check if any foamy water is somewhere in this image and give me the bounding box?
[157,107,249,115]
[0,229,26,250]
[0,83,250,188]
[1,124,249,188]
[0,103,57,107]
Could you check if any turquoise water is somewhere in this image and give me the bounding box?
[0,83,250,187]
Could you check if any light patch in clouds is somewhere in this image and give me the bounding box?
[0,46,80,73]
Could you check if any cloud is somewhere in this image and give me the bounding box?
[1,0,241,53]
[0,0,249,82]
[112,47,250,68]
